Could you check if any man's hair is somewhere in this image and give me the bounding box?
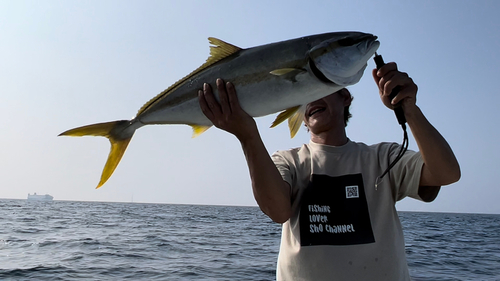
[341,88,353,127]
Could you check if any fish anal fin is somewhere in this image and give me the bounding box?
[190,125,212,138]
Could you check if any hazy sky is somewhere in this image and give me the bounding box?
[1,1,499,214]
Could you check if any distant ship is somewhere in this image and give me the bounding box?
[27,193,54,201]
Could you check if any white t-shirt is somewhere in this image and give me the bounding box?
[271,140,426,281]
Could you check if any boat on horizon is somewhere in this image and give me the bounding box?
[27,193,54,201]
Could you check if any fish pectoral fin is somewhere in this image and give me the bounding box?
[270,105,306,138]
[207,37,242,64]
[271,106,300,128]
[190,125,212,138]
[270,68,306,83]
[269,68,303,76]
[288,105,306,138]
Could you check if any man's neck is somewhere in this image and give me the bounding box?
[310,129,348,146]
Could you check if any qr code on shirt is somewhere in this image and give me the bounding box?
[346,185,359,198]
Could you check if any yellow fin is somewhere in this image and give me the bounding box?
[270,68,301,76]
[190,124,212,138]
[270,105,306,138]
[207,37,242,63]
[137,38,243,117]
[287,105,306,138]
[58,121,123,137]
[59,120,135,189]
[97,137,132,189]
[270,106,301,128]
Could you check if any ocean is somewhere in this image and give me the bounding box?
[0,199,498,280]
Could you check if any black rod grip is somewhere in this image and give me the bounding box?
[373,53,407,125]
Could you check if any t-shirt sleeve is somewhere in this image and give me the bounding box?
[271,151,295,188]
[388,146,426,201]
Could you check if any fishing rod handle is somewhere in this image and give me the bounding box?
[373,53,407,125]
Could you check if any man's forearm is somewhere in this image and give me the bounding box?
[404,104,461,186]
[239,133,291,224]
[198,79,291,223]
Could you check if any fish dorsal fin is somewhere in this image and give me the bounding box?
[136,37,242,117]
[207,37,242,64]
[190,124,212,138]
[270,105,306,138]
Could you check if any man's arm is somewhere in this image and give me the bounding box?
[372,63,461,201]
[198,79,291,223]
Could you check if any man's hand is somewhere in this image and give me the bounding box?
[372,62,418,112]
[198,78,292,222]
[373,62,460,191]
[198,78,258,142]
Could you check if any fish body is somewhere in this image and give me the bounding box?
[60,32,380,188]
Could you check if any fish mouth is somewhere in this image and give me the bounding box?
[338,34,378,48]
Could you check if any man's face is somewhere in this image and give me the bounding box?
[304,91,350,134]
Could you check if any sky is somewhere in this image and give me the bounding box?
[1,0,499,214]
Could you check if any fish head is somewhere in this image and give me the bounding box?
[308,32,380,86]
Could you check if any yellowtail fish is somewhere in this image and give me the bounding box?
[60,32,380,188]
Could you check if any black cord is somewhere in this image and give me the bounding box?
[379,124,409,180]
[373,53,409,189]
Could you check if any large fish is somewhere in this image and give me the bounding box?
[60,31,380,188]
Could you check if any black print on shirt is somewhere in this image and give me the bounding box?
[299,173,375,246]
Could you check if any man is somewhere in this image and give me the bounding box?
[198,62,460,280]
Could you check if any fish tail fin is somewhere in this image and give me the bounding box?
[59,120,135,189]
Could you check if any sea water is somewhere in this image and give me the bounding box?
[0,199,498,280]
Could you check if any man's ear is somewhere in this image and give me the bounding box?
[341,89,353,107]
